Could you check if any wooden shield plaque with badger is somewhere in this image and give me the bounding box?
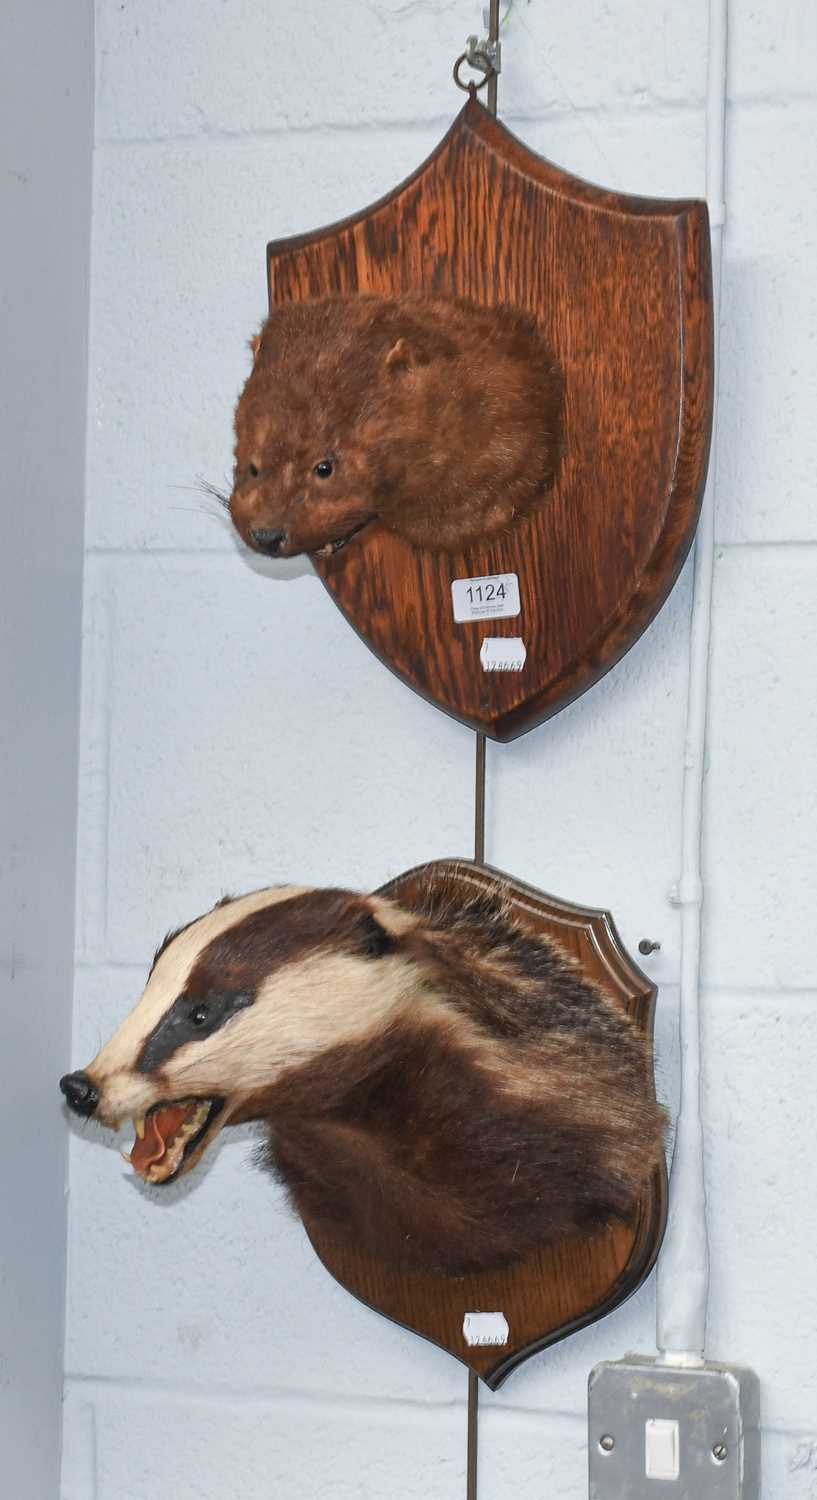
[300,860,667,1388]
[261,95,713,742]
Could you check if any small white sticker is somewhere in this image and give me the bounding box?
[463,1312,510,1347]
[451,573,520,623]
[480,637,527,673]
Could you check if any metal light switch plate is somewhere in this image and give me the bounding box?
[588,1358,760,1499]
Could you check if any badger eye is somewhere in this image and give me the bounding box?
[313,458,334,479]
[190,1005,209,1027]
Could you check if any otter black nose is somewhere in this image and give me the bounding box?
[59,1071,99,1117]
[250,527,287,556]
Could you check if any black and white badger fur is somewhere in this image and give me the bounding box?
[60,882,665,1274]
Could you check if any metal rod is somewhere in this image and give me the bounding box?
[469,18,498,1497]
[474,733,486,863]
[471,734,487,1500]
[486,0,500,115]
[467,1371,479,1500]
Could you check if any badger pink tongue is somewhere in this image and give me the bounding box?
[130,1104,192,1177]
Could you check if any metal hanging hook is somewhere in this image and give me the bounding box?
[454,1,502,114]
[453,50,497,95]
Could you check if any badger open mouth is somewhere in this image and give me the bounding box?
[126,1098,224,1185]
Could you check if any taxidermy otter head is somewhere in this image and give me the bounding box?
[60,882,664,1275]
[229,295,563,558]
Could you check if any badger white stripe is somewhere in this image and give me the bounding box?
[166,950,418,1097]
[89,886,312,1081]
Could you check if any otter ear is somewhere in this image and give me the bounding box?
[385,337,429,374]
[249,333,263,362]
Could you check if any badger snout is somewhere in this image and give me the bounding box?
[60,1070,99,1118]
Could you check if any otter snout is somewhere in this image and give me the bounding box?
[60,1070,99,1117]
[250,527,288,557]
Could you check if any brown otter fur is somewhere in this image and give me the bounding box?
[64,882,665,1276]
[229,295,563,557]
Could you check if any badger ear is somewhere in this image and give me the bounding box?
[359,912,397,959]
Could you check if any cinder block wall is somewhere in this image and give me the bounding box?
[61,4,817,1496]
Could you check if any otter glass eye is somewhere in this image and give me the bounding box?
[247,463,259,478]
[314,458,334,479]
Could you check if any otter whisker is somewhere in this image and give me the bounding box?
[168,478,234,528]
[167,505,229,521]
[173,477,232,511]
[194,476,231,510]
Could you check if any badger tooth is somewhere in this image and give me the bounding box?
[134,1116,146,1139]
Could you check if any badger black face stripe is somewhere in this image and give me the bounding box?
[137,989,254,1074]
[136,895,400,1076]
[182,890,401,1001]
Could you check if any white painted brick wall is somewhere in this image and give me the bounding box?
[63,2,817,1495]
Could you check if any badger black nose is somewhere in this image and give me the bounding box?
[59,1071,99,1117]
[250,527,287,556]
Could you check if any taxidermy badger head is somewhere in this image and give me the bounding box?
[228,294,563,558]
[60,883,664,1274]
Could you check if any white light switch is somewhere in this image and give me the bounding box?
[645,1419,680,1481]
[589,1358,759,1499]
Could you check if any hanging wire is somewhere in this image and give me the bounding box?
[459,8,502,1493]
[486,0,500,115]
[469,17,500,1495]
[474,734,486,864]
[467,1370,480,1499]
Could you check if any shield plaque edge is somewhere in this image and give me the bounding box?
[298,858,668,1388]
[262,99,713,741]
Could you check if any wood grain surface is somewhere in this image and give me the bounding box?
[300,860,667,1387]
[266,96,713,741]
